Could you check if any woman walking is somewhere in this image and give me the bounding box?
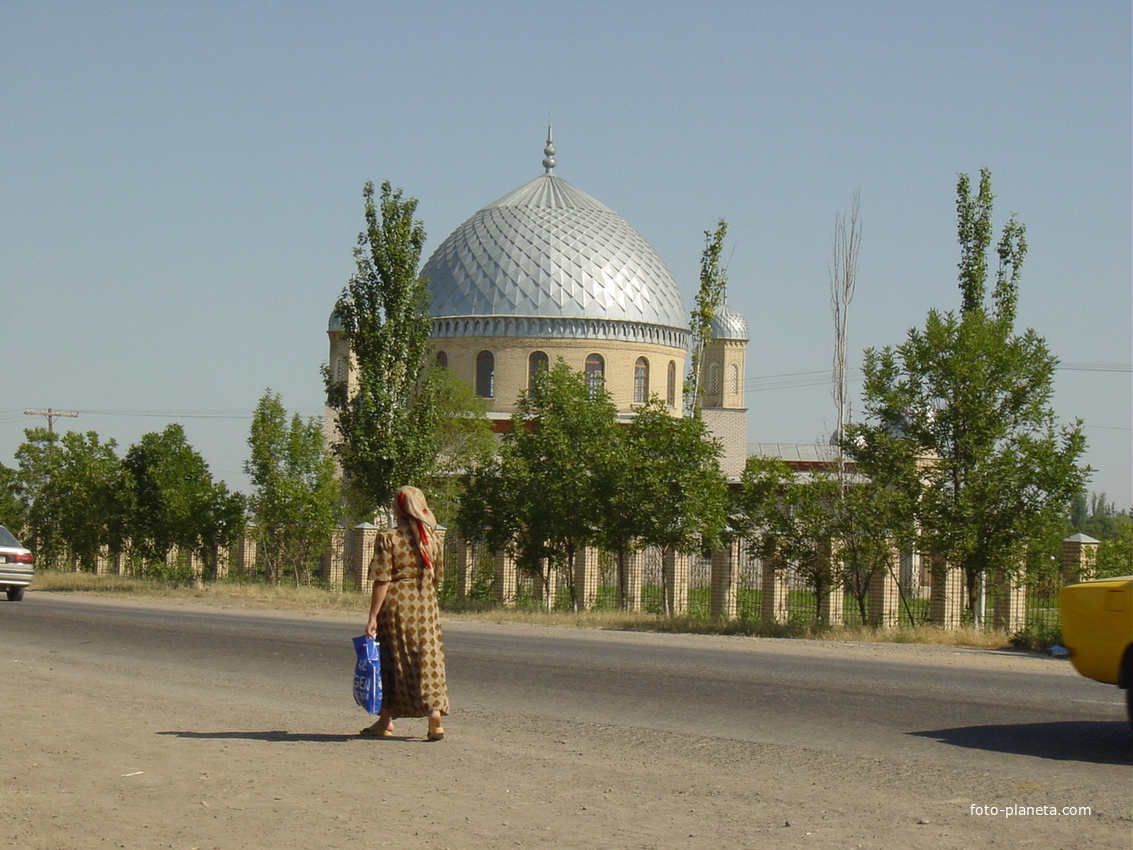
[360,486,449,741]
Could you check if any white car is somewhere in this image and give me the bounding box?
[0,526,35,601]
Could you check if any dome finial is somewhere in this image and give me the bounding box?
[542,123,556,174]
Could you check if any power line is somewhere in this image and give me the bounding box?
[78,409,257,420]
[740,361,1131,394]
[1058,363,1132,373]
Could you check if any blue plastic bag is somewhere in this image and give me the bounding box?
[352,635,383,714]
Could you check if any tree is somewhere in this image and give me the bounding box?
[735,458,843,621]
[419,364,496,528]
[54,431,132,572]
[325,180,439,519]
[460,361,620,609]
[603,398,729,611]
[845,169,1089,617]
[0,462,27,537]
[832,478,917,623]
[686,219,729,416]
[13,429,65,565]
[1069,491,1131,542]
[245,391,340,585]
[14,429,131,570]
[124,424,245,577]
[830,190,862,449]
[1095,524,1133,578]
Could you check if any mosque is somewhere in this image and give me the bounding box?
[329,132,750,478]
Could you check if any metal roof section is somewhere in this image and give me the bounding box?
[710,302,749,341]
[748,443,841,464]
[421,133,689,343]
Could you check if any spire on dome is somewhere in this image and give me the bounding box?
[542,125,556,174]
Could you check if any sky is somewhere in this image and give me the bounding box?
[2,1,1130,508]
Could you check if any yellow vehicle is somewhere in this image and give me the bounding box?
[1059,576,1133,723]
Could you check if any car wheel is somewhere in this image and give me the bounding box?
[6,587,24,602]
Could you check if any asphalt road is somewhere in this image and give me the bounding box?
[3,592,1128,788]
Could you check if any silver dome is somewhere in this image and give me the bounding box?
[422,172,689,344]
[710,303,748,341]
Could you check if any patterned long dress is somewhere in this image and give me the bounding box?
[367,521,449,718]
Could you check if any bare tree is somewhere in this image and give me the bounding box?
[830,191,862,462]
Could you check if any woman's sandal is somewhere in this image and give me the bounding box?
[360,724,394,737]
[426,725,445,741]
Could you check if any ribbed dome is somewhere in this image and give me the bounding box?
[420,173,688,336]
[710,303,748,341]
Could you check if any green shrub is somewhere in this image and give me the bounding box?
[1009,620,1062,651]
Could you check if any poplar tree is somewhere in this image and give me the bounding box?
[686,219,729,417]
[245,391,339,585]
[845,169,1088,616]
[325,180,440,517]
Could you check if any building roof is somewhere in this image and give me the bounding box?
[419,137,688,338]
[710,302,749,341]
[748,443,840,463]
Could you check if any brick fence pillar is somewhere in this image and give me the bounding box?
[319,526,345,589]
[1061,533,1100,585]
[231,531,258,580]
[991,568,1027,632]
[494,550,517,608]
[820,586,845,628]
[817,538,844,627]
[760,553,789,625]
[868,549,901,628]
[929,552,964,628]
[212,545,230,580]
[534,560,557,609]
[622,549,644,612]
[451,534,475,599]
[710,538,739,621]
[572,546,600,611]
[663,549,689,616]
[346,523,379,592]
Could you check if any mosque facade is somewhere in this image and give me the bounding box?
[329,133,749,478]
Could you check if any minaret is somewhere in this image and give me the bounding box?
[699,300,749,479]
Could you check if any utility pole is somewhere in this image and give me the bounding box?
[23,408,78,434]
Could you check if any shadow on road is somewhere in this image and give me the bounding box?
[910,721,1132,765]
[159,730,368,743]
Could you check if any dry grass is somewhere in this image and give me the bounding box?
[28,571,1014,648]
[817,624,1012,649]
[29,571,363,613]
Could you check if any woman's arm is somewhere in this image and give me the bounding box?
[365,580,390,638]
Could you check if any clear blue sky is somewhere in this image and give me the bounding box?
[3,1,1130,507]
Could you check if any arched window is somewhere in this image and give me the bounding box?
[585,353,604,398]
[634,357,649,403]
[730,363,739,395]
[335,356,347,384]
[476,350,494,398]
[436,350,448,368]
[528,350,549,390]
[709,363,720,396]
[667,361,677,407]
